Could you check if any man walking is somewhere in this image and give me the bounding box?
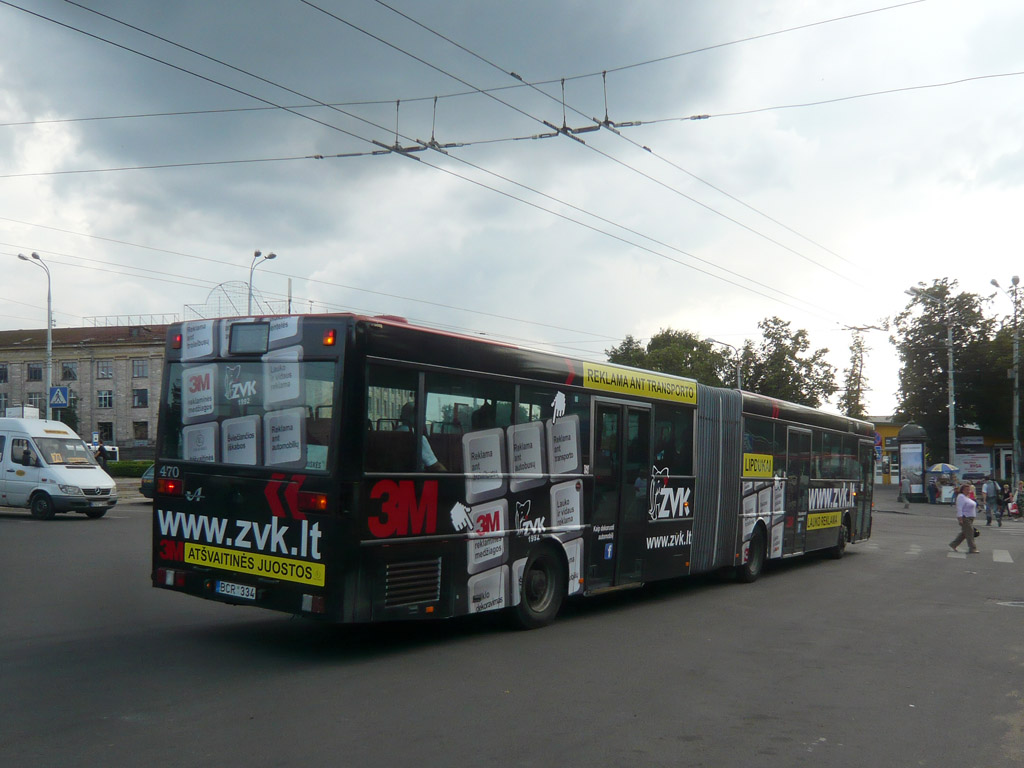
[950,483,979,553]
[983,475,1001,526]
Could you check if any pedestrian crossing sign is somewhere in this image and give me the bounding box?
[49,386,69,409]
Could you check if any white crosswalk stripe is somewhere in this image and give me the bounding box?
[993,549,1013,563]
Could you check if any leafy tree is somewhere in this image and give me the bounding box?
[892,279,996,462]
[742,317,837,407]
[606,320,835,405]
[838,331,869,419]
[606,329,731,386]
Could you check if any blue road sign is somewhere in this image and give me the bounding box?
[49,386,69,409]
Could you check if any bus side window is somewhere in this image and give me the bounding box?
[0,435,5,461]
[653,405,694,477]
[365,365,418,472]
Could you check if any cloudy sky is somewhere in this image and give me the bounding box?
[2,0,1022,416]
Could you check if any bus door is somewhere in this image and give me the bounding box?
[784,428,811,555]
[591,400,651,587]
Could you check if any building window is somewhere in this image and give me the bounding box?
[98,390,114,409]
[132,359,148,378]
[62,361,78,381]
[0,392,8,412]
[133,421,149,441]
[97,360,113,379]
[27,363,43,382]
[0,363,7,384]
[132,389,148,408]
[98,422,113,442]
[27,392,45,409]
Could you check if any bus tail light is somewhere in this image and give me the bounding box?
[157,477,184,496]
[156,568,186,587]
[322,329,336,346]
[298,491,329,512]
[171,333,182,350]
[301,594,326,614]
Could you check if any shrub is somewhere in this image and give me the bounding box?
[106,460,153,478]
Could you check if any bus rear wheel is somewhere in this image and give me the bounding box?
[736,526,766,583]
[30,493,56,520]
[826,518,849,559]
[513,544,567,630]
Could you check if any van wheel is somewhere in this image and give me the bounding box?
[736,525,766,583]
[30,493,56,520]
[85,508,108,519]
[513,544,567,630]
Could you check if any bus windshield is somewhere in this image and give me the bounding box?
[159,359,337,472]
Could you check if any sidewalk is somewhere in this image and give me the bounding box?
[873,483,1022,523]
[114,476,147,503]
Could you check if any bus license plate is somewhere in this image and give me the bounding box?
[216,581,256,600]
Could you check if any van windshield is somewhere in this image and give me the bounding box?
[35,438,99,466]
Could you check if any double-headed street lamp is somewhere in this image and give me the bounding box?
[706,338,742,390]
[18,252,53,420]
[905,286,956,464]
[991,276,1020,490]
[248,250,277,315]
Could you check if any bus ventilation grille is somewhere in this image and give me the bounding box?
[385,558,441,608]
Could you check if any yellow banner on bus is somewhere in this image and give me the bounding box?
[184,542,325,586]
[582,363,697,404]
[742,453,773,477]
[807,511,841,531]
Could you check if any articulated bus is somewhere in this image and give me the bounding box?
[152,314,874,628]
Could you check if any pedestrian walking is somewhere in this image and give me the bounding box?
[950,483,979,553]
[94,439,109,470]
[901,474,911,509]
[927,477,938,505]
[1000,483,1013,523]
[982,475,1000,525]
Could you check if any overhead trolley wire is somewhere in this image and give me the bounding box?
[7,0,841,322]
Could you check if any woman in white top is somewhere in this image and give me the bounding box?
[950,483,979,553]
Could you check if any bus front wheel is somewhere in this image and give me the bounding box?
[737,526,766,583]
[513,544,567,630]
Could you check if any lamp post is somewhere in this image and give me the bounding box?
[991,276,1020,490]
[905,286,955,464]
[18,252,52,420]
[247,250,277,315]
[706,338,742,389]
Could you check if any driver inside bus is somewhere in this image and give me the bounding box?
[398,402,446,472]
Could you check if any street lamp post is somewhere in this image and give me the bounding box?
[991,276,1020,491]
[247,250,277,315]
[706,338,742,389]
[905,286,956,464]
[18,252,53,420]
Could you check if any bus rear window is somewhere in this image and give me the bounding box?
[160,360,336,471]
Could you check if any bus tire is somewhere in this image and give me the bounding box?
[736,525,766,583]
[513,543,567,630]
[29,493,56,520]
[84,508,108,519]
[826,517,849,559]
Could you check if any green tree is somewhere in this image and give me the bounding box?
[838,331,869,419]
[742,317,837,407]
[892,279,997,463]
[606,329,730,386]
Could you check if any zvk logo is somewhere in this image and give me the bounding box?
[648,466,691,521]
[516,500,546,535]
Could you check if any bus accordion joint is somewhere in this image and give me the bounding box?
[298,491,329,512]
[156,477,184,496]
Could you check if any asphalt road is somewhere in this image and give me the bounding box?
[2,496,1024,767]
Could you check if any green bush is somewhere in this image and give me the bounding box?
[106,460,153,478]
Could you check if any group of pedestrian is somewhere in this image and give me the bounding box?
[948,476,1024,553]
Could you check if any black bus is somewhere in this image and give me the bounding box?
[152,314,873,628]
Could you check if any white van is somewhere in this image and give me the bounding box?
[0,417,118,519]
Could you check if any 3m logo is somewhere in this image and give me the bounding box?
[368,480,438,538]
[188,372,211,393]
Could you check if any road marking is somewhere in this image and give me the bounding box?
[906,544,922,556]
[993,549,1013,563]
